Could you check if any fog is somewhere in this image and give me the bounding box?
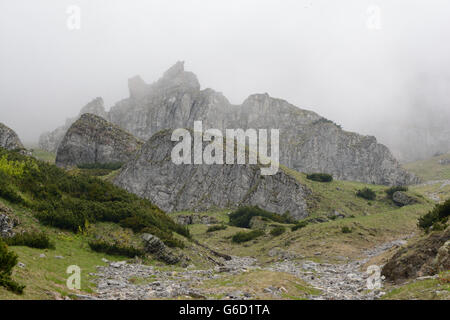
[1,0,450,160]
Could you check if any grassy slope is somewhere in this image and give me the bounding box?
[1,148,444,300]
[0,199,122,299]
[404,153,450,181]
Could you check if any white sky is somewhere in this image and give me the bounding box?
[1,0,450,143]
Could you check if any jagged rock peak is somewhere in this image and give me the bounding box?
[79,97,106,117]
[163,60,185,79]
[0,122,24,151]
[55,113,143,168]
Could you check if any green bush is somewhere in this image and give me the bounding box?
[385,186,408,199]
[5,232,55,249]
[341,226,352,234]
[88,240,145,258]
[0,147,188,244]
[270,226,286,237]
[418,199,450,232]
[77,162,123,170]
[229,206,295,229]
[207,224,228,233]
[291,220,308,231]
[231,230,265,243]
[0,239,24,294]
[356,188,376,201]
[306,173,333,183]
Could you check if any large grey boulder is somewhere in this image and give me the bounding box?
[55,113,143,168]
[392,191,418,207]
[0,123,24,151]
[43,62,417,185]
[114,129,311,220]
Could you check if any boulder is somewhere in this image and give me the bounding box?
[382,227,450,283]
[55,113,143,168]
[141,233,179,265]
[392,191,418,207]
[0,203,17,238]
[0,123,24,151]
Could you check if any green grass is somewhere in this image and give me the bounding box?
[404,153,450,181]
[383,271,450,300]
[30,148,56,164]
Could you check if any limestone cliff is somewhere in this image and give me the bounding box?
[114,129,311,219]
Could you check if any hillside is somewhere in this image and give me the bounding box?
[2,146,445,300]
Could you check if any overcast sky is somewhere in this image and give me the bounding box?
[1,0,450,144]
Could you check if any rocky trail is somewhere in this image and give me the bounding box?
[77,239,409,300]
[269,239,408,300]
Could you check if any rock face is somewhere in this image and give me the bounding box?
[0,203,17,238]
[42,62,417,185]
[39,97,107,153]
[55,113,143,168]
[382,227,450,283]
[114,129,311,219]
[141,233,179,264]
[0,123,24,151]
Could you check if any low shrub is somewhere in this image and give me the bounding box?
[306,173,333,183]
[291,220,308,231]
[0,239,24,294]
[231,230,265,243]
[88,240,145,258]
[77,162,124,170]
[341,226,352,234]
[385,186,408,199]
[207,224,228,233]
[356,188,376,201]
[5,232,55,249]
[418,199,450,232]
[270,226,286,237]
[229,206,295,229]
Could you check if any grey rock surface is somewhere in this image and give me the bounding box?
[55,113,143,168]
[114,129,311,219]
[392,191,418,207]
[40,62,417,185]
[176,214,219,225]
[141,233,179,265]
[0,123,24,151]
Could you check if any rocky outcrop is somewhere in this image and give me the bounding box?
[141,233,179,264]
[39,97,107,153]
[42,62,417,185]
[55,113,143,168]
[176,214,219,226]
[0,123,24,151]
[0,203,17,238]
[114,129,311,219]
[382,227,450,283]
[392,191,418,207]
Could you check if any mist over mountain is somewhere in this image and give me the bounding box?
[1,0,450,163]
